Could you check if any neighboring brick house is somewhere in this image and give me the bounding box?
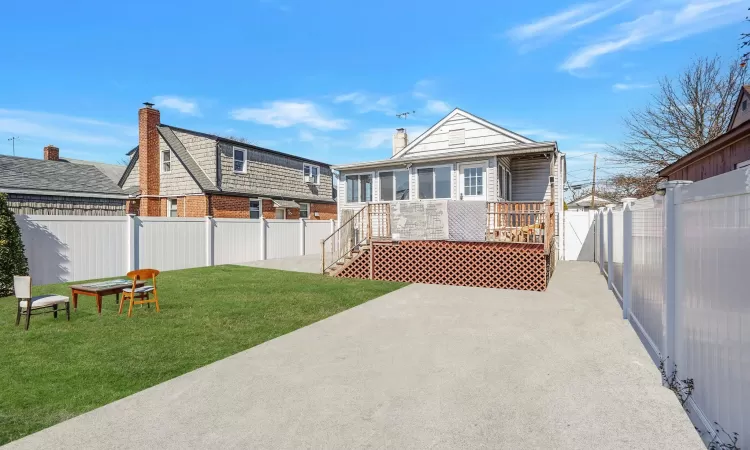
[0,146,129,216]
[118,104,336,219]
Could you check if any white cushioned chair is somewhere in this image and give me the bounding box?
[14,276,70,330]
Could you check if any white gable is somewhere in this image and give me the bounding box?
[395,109,534,159]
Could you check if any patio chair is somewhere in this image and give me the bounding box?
[119,269,161,317]
[14,276,70,331]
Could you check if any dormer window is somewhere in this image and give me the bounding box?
[303,163,319,184]
[743,100,747,112]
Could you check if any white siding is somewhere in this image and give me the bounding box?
[511,157,552,202]
[404,113,521,157]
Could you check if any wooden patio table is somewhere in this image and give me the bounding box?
[69,279,145,315]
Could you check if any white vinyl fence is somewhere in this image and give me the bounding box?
[596,169,750,447]
[562,210,597,261]
[17,215,335,285]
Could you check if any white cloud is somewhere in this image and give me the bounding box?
[412,79,436,99]
[358,128,394,149]
[333,92,397,115]
[612,82,654,91]
[230,101,348,130]
[425,100,452,115]
[516,128,572,141]
[508,0,631,44]
[0,109,135,150]
[299,129,315,142]
[561,0,743,72]
[153,95,200,116]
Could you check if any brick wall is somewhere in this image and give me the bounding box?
[209,195,248,218]
[310,202,337,220]
[7,194,126,216]
[126,199,140,215]
[186,195,208,217]
[262,199,276,219]
[139,106,161,216]
[285,207,300,220]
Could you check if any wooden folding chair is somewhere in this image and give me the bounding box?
[14,276,70,330]
[119,269,161,317]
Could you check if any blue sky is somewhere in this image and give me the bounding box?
[0,0,746,187]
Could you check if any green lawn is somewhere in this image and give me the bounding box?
[0,265,406,445]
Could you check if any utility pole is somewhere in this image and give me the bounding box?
[8,136,18,156]
[590,153,597,209]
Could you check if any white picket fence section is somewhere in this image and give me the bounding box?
[596,169,750,447]
[16,215,336,285]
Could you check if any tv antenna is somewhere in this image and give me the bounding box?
[8,136,19,156]
[396,110,416,119]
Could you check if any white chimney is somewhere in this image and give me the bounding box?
[392,128,407,156]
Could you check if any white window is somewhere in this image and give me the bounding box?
[379,170,410,201]
[303,163,320,184]
[233,147,247,173]
[275,208,286,219]
[345,174,373,203]
[167,198,178,217]
[299,202,310,219]
[449,129,465,146]
[417,166,452,199]
[161,149,171,173]
[460,164,485,199]
[249,199,261,219]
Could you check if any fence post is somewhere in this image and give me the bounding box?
[621,198,636,320]
[126,214,136,271]
[606,204,615,290]
[299,218,306,256]
[330,218,335,235]
[259,216,267,261]
[205,216,214,267]
[597,207,606,274]
[659,181,691,377]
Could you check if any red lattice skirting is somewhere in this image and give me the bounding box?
[336,240,548,291]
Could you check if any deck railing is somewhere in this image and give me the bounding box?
[321,205,369,273]
[486,201,552,247]
[322,201,555,273]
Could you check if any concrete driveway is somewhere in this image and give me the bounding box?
[4,262,702,449]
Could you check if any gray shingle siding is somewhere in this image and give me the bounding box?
[122,159,139,190]
[159,136,202,196]
[218,142,334,202]
[172,129,217,184]
[7,193,126,216]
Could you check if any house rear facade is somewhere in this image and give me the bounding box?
[334,108,565,219]
[119,104,336,220]
[326,108,566,291]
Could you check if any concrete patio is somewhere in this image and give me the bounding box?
[3,261,703,449]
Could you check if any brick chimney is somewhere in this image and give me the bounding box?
[138,102,161,216]
[392,128,407,156]
[43,145,60,161]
